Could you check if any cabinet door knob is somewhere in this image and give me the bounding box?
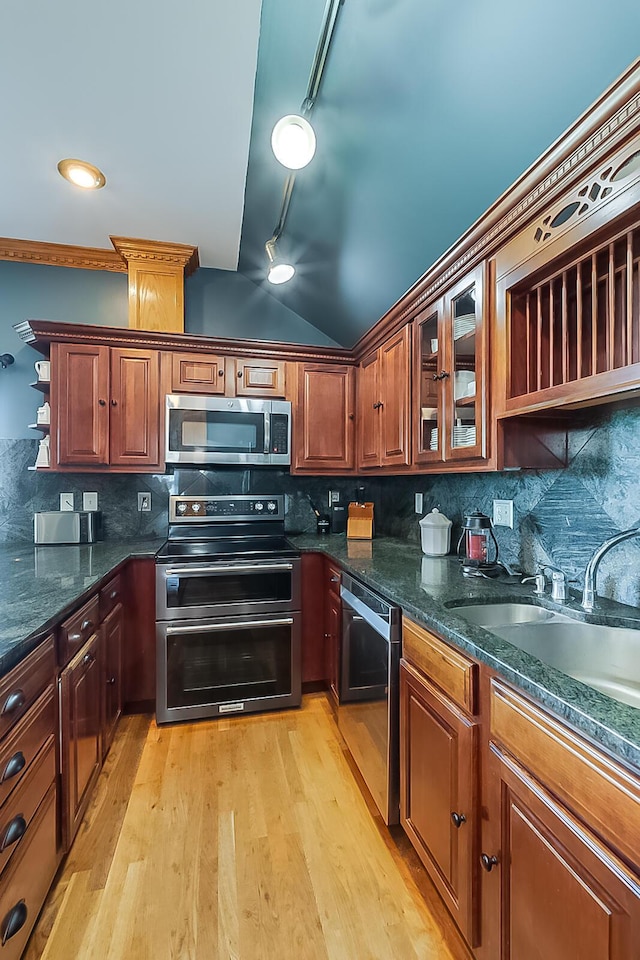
[373,401,383,409]
[98,398,106,406]
[110,590,119,601]
[1,901,27,945]
[1,690,25,716]
[480,853,499,872]
[111,399,118,406]
[237,370,243,378]
[1,752,25,784]
[348,413,355,420]
[82,652,95,667]
[218,369,224,377]
[0,815,26,852]
[107,676,116,685]
[432,370,450,381]
[451,811,466,828]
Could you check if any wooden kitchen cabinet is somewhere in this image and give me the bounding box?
[400,620,479,948]
[52,343,163,470]
[413,264,488,465]
[477,677,640,960]
[292,363,356,473]
[357,326,412,470]
[59,632,103,851]
[324,561,342,702]
[101,604,123,759]
[171,350,287,398]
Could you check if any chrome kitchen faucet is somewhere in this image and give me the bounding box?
[581,528,640,612]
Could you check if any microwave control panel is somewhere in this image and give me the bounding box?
[271,414,289,454]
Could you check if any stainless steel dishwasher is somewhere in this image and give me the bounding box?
[339,572,401,825]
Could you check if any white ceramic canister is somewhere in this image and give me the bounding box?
[419,508,452,556]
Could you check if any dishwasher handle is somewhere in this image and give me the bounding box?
[340,585,396,641]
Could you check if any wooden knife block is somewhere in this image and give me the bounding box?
[347,502,374,540]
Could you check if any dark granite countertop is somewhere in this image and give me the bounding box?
[0,539,163,677]
[1,532,638,771]
[290,534,640,770]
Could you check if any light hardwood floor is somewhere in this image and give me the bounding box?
[25,695,470,960]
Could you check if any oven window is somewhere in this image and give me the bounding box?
[166,622,292,708]
[168,409,265,454]
[166,568,292,609]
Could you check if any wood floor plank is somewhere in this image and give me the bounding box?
[25,695,466,960]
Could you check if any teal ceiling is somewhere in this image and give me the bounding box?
[238,0,640,347]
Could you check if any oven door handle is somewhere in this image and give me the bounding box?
[163,562,294,577]
[165,618,294,635]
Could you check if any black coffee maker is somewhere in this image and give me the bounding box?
[456,511,501,577]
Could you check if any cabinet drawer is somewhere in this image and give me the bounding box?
[490,679,640,868]
[0,737,55,879]
[59,595,100,666]
[402,617,477,714]
[326,563,342,599]
[99,574,122,621]
[0,783,58,960]
[0,688,55,810]
[0,638,55,743]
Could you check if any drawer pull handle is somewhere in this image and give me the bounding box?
[82,653,95,667]
[480,853,499,872]
[1,901,27,945]
[109,590,119,601]
[1,752,25,784]
[451,811,466,828]
[0,815,26,852]
[330,575,340,583]
[1,690,25,716]
[107,677,116,685]
[81,619,94,633]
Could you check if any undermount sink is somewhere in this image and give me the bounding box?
[451,602,640,710]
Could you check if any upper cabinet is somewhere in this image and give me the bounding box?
[292,363,355,473]
[414,264,488,465]
[171,351,287,398]
[494,136,640,420]
[357,326,412,470]
[52,343,163,471]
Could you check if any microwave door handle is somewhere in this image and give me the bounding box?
[164,562,294,577]
[264,411,271,455]
[166,618,294,635]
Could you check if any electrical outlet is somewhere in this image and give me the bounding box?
[82,492,98,512]
[414,493,424,514]
[60,493,74,511]
[329,490,340,507]
[138,492,151,512]
[493,499,514,528]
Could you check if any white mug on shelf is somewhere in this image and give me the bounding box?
[34,360,50,381]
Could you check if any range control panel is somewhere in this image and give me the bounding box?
[169,495,283,522]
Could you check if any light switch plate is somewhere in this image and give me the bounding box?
[138,492,151,512]
[329,490,341,507]
[83,492,98,512]
[414,493,424,514]
[60,493,74,511]
[493,499,514,528]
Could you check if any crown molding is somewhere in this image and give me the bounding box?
[109,237,199,276]
[0,237,126,272]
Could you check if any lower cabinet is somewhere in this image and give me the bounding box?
[101,603,123,758]
[484,743,640,960]
[59,632,102,851]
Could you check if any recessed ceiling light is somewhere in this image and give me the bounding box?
[57,158,106,190]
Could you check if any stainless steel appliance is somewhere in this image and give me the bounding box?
[339,572,401,825]
[165,395,291,466]
[34,511,103,544]
[156,495,301,723]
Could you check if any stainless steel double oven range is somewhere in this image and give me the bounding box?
[156,495,301,724]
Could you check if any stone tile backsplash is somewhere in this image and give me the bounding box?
[2,402,640,607]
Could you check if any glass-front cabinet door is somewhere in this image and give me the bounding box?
[444,264,485,461]
[413,297,445,463]
[412,264,487,466]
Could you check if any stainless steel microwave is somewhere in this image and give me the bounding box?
[165,395,292,466]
